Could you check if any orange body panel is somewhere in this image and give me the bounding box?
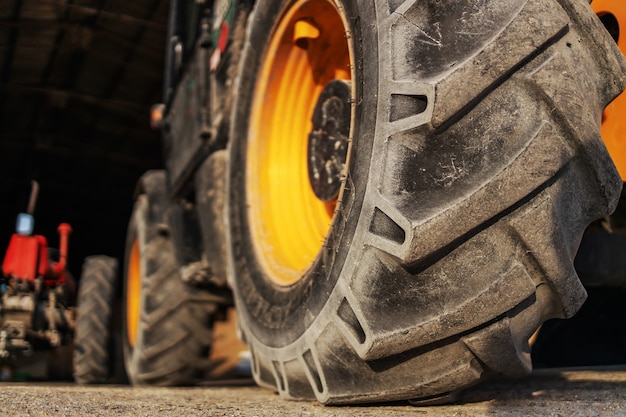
[594,0,626,179]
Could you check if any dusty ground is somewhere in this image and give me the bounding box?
[4,309,626,415]
[2,367,626,416]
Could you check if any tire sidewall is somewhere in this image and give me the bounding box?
[228,0,378,346]
[122,171,168,381]
[121,198,147,382]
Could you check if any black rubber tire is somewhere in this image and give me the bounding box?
[228,0,626,405]
[74,255,118,384]
[122,170,217,385]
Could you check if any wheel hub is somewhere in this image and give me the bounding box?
[245,0,353,284]
[307,80,351,202]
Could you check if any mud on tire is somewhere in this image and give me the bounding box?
[123,171,217,385]
[228,0,626,404]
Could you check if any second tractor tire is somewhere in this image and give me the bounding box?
[122,170,217,385]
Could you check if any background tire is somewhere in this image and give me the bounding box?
[74,255,118,384]
[122,170,217,385]
[228,0,626,404]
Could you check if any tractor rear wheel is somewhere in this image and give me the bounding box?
[122,171,217,385]
[74,255,118,384]
[227,0,626,404]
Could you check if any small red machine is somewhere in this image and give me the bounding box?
[0,181,76,381]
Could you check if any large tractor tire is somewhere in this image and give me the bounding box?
[227,0,626,405]
[122,170,217,385]
[73,255,118,384]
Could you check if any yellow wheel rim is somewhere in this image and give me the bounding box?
[126,239,141,348]
[247,0,353,286]
[594,0,626,180]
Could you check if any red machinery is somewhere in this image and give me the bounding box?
[0,181,76,381]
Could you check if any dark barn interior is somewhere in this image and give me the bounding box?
[0,0,170,277]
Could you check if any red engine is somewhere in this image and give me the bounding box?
[3,223,72,285]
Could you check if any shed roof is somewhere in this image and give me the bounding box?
[0,0,169,274]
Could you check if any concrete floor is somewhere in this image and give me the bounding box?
[2,367,626,416]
